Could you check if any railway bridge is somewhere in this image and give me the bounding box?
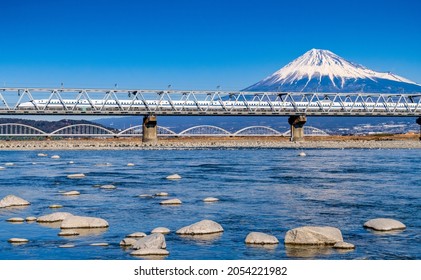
[1,87,420,142]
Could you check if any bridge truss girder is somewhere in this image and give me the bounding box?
[0,88,420,116]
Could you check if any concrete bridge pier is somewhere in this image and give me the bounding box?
[288,115,307,142]
[142,115,157,143]
[416,117,421,141]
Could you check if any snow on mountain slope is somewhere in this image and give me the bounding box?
[244,49,421,93]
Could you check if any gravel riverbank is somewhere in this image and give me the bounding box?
[1,136,421,150]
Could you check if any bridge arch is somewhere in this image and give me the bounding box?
[50,124,115,136]
[282,126,329,136]
[117,125,177,136]
[233,126,282,136]
[0,123,47,136]
[179,125,231,136]
[118,125,143,136]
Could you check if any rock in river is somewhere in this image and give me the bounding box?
[130,249,169,256]
[62,191,80,196]
[203,197,219,203]
[155,192,169,197]
[126,232,147,238]
[8,238,29,244]
[100,184,117,190]
[159,198,182,205]
[0,195,30,208]
[25,216,37,222]
[61,215,109,229]
[363,218,406,231]
[245,232,279,245]
[67,173,85,179]
[132,233,167,250]
[58,230,80,237]
[6,217,25,223]
[151,227,171,234]
[333,241,355,250]
[284,226,343,245]
[37,212,74,223]
[166,174,181,180]
[176,220,224,235]
[120,238,138,247]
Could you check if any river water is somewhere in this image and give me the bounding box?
[0,148,419,260]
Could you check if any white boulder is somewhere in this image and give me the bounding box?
[120,238,138,247]
[203,197,219,203]
[363,218,406,231]
[0,195,30,208]
[61,215,109,229]
[126,232,147,238]
[127,163,135,166]
[245,232,279,244]
[37,153,48,157]
[298,152,307,157]
[155,192,169,197]
[90,243,109,246]
[49,204,63,209]
[58,230,80,236]
[62,191,80,196]
[37,212,74,223]
[7,217,25,223]
[151,227,171,234]
[51,155,60,159]
[100,184,116,190]
[176,220,224,235]
[166,174,181,180]
[25,216,37,222]
[8,238,29,243]
[160,198,182,205]
[67,173,85,179]
[333,241,355,250]
[132,233,166,250]
[131,249,169,256]
[59,244,75,248]
[284,226,343,245]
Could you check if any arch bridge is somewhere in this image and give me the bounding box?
[0,123,329,138]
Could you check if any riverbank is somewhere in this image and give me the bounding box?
[0,133,420,150]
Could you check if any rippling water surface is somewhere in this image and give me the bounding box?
[0,148,420,260]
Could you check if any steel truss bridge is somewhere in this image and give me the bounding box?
[0,87,420,116]
[0,123,329,138]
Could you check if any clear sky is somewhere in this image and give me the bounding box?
[0,0,420,90]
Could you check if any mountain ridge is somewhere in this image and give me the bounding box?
[244,49,421,93]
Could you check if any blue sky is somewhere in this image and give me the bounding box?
[0,0,420,90]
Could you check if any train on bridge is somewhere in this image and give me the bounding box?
[17,99,420,113]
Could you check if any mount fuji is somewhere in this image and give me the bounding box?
[244,49,421,93]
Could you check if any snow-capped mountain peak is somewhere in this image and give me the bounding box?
[244,49,420,93]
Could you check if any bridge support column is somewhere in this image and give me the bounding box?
[288,115,307,142]
[416,117,421,141]
[142,115,157,143]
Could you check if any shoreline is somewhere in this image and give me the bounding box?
[1,135,421,150]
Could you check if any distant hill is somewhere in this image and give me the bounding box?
[0,118,114,133]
